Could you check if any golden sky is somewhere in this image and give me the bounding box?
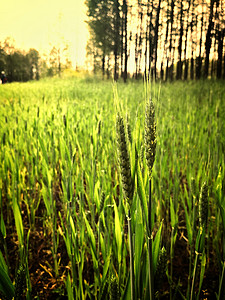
[1,0,89,68]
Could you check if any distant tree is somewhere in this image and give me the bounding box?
[137,2,144,79]
[153,0,162,79]
[86,34,103,74]
[47,44,72,77]
[84,0,225,80]
[0,37,41,82]
[161,1,170,80]
[6,50,29,81]
[135,32,139,78]
[85,0,115,78]
[3,37,16,55]
[176,0,184,80]
[26,49,40,80]
[168,0,175,81]
[0,43,6,72]
[183,0,191,80]
[216,29,224,78]
[147,0,154,75]
[122,0,128,82]
[195,1,204,79]
[112,0,121,81]
[214,0,224,79]
[204,0,215,78]
[190,0,197,80]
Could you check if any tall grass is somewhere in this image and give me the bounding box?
[0,77,224,298]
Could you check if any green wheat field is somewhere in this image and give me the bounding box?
[0,76,225,299]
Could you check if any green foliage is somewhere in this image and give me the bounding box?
[0,77,224,298]
[0,264,15,300]
[199,182,208,229]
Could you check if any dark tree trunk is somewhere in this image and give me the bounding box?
[190,4,196,80]
[113,0,120,81]
[196,56,202,79]
[166,58,169,81]
[204,0,215,78]
[170,58,174,81]
[184,0,191,80]
[184,60,189,80]
[211,59,214,78]
[123,0,128,83]
[224,48,225,79]
[114,50,118,81]
[137,8,143,79]
[153,0,162,79]
[196,9,204,79]
[176,1,183,80]
[102,53,105,79]
[107,56,110,79]
[160,62,164,80]
[148,2,154,75]
[190,57,194,80]
[216,30,224,79]
[164,2,170,81]
[120,8,124,79]
[135,33,138,79]
[144,29,148,78]
[169,0,175,81]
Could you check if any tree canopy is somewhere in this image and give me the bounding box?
[86,0,225,81]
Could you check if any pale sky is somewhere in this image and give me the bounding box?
[1,0,89,68]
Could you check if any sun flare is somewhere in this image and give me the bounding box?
[1,0,89,68]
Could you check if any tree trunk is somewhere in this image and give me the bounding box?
[135,33,138,79]
[204,0,215,78]
[107,56,110,79]
[121,1,124,79]
[190,3,196,80]
[176,1,183,80]
[169,0,175,81]
[184,0,191,80]
[122,0,128,83]
[148,2,154,75]
[164,2,170,81]
[102,53,105,79]
[153,0,162,79]
[224,46,225,79]
[166,58,169,81]
[196,6,204,79]
[160,61,164,80]
[144,29,148,78]
[113,0,120,81]
[216,30,223,79]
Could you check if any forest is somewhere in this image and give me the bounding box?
[1,1,225,83]
[0,38,72,82]
[85,0,225,81]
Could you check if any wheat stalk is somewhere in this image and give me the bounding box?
[145,98,156,177]
[199,182,208,230]
[116,113,133,207]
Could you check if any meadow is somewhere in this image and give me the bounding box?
[0,76,225,299]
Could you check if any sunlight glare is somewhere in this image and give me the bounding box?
[1,0,89,68]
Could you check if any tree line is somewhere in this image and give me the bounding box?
[0,38,40,82]
[85,0,225,81]
[0,38,72,82]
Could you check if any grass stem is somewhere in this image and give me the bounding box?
[148,179,154,300]
[127,209,135,300]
